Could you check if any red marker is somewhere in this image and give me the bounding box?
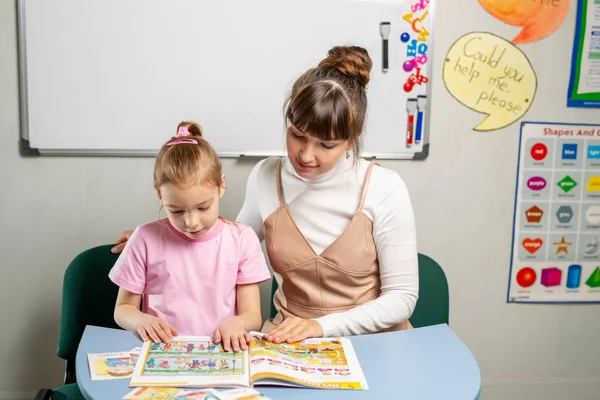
[406,99,417,147]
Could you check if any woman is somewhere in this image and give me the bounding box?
[112,45,418,344]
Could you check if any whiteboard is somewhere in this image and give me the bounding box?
[17,0,435,159]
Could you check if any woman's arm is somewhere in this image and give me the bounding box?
[314,170,419,337]
[111,230,134,254]
[236,159,267,241]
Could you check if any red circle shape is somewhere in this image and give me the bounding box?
[530,143,548,161]
[516,267,536,287]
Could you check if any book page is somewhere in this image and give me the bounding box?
[172,389,220,399]
[248,335,368,390]
[87,351,135,380]
[129,336,249,388]
[122,386,270,399]
[214,388,271,399]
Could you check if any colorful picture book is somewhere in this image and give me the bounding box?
[122,386,199,399]
[122,387,269,400]
[129,333,368,390]
[88,351,136,380]
[214,388,270,399]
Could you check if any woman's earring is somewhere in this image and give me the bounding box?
[346,151,350,159]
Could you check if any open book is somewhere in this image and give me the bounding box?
[122,387,270,399]
[129,333,368,390]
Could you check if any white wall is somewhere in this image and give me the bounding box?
[1,0,599,399]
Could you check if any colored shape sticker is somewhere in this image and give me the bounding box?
[527,176,547,191]
[557,175,577,193]
[541,267,562,287]
[442,32,537,131]
[556,206,573,223]
[584,237,600,256]
[530,142,548,161]
[588,145,600,159]
[478,0,571,44]
[554,236,572,255]
[522,238,543,254]
[567,265,582,289]
[586,176,600,192]
[561,143,577,160]
[401,32,410,43]
[586,206,600,224]
[525,205,543,223]
[586,266,600,288]
[516,267,536,287]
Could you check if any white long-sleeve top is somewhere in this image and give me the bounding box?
[236,154,419,337]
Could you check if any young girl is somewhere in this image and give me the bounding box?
[109,121,271,352]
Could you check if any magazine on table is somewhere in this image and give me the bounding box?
[128,332,368,390]
[122,386,270,399]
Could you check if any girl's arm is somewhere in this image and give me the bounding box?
[214,225,271,351]
[114,288,178,343]
[110,227,178,343]
[114,288,144,332]
[314,169,419,337]
[235,283,263,331]
[214,283,262,352]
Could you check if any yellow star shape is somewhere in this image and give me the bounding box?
[553,236,572,255]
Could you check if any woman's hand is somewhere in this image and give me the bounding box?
[136,314,178,343]
[214,316,252,352]
[264,317,323,343]
[111,230,134,254]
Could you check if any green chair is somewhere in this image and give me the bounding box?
[270,278,278,319]
[35,244,122,400]
[268,253,449,327]
[410,253,449,328]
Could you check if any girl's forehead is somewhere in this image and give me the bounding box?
[161,182,218,196]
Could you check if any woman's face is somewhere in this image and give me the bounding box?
[285,124,352,179]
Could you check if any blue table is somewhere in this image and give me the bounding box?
[76,324,480,399]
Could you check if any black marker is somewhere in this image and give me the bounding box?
[380,22,391,73]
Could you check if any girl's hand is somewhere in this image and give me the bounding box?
[136,314,178,343]
[213,316,252,352]
[111,230,134,254]
[264,317,323,343]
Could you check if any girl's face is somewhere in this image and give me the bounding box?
[156,178,225,239]
[285,124,352,179]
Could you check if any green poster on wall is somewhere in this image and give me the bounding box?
[567,0,600,108]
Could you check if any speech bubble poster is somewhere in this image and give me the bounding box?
[442,32,537,131]
[508,121,600,303]
[479,0,571,44]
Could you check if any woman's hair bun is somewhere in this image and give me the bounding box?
[318,46,373,87]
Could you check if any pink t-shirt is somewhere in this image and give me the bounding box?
[109,218,271,336]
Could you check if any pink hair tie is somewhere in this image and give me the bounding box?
[177,127,191,137]
[167,126,198,146]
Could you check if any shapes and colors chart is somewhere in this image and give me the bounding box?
[509,122,600,302]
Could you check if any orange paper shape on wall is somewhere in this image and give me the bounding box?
[478,0,571,44]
